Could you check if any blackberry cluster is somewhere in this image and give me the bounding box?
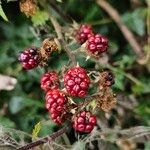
[18,23,115,135]
[76,24,108,57]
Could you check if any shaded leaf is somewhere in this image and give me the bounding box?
[0,4,8,21]
[145,142,150,150]
[0,117,15,128]
[39,120,55,137]
[9,96,43,114]
[121,9,145,36]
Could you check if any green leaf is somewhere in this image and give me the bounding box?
[145,142,150,150]
[0,117,15,128]
[0,4,8,21]
[121,9,145,36]
[9,96,43,114]
[39,120,55,137]
[31,10,49,26]
[32,122,41,141]
[113,71,124,90]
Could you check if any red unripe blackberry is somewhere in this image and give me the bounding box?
[87,34,108,56]
[18,47,40,70]
[41,72,59,92]
[64,67,90,97]
[45,89,68,125]
[76,24,93,44]
[72,111,97,133]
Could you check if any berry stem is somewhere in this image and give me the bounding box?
[49,15,77,66]
[17,126,69,150]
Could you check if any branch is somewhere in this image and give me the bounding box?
[49,0,72,23]
[49,15,77,66]
[17,126,69,150]
[84,126,150,143]
[96,0,144,59]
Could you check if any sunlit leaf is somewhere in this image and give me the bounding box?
[32,122,41,141]
[31,10,49,26]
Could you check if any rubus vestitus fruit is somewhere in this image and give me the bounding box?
[41,72,59,92]
[76,24,93,44]
[18,22,117,136]
[45,89,68,125]
[87,34,108,56]
[64,66,90,97]
[72,110,97,133]
[18,47,41,70]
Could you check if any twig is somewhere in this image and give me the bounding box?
[17,126,69,150]
[96,0,144,59]
[49,15,77,66]
[84,126,150,143]
[49,0,72,23]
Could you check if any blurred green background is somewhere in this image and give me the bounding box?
[0,0,150,149]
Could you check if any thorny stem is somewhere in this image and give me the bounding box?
[49,0,72,23]
[17,126,69,150]
[49,15,77,66]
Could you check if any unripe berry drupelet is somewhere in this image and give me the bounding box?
[41,72,59,92]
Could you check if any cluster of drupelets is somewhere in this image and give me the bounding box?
[18,24,115,133]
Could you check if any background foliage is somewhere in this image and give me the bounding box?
[0,0,149,149]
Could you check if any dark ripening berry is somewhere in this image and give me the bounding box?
[76,24,93,44]
[45,89,68,125]
[72,111,97,133]
[64,67,90,97]
[87,34,108,56]
[18,47,40,70]
[40,72,59,92]
[100,71,115,87]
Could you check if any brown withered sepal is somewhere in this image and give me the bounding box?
[40,38,58,58]
[96,88,116,112]
[20,0,37,17]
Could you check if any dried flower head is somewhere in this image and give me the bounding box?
[20,0,37,17]
[97,88,116,112]
[40,38,58,58]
